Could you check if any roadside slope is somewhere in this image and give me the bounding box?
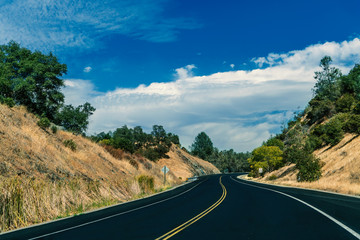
[254,133,360,196]
[0,104,219,232]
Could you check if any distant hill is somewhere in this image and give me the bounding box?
[0,103,219,232]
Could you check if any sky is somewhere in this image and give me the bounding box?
[1,0,360,152]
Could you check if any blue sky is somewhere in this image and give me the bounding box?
[1,0,360,151]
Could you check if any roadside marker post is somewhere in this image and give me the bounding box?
[161,166,169,185]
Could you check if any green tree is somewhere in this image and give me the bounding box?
[191,132,214,160]
[264,136,284,150]
[248,146,283,175]
[55,102,95,135]
[339,64,360,97]
[312,56,341,101]
[0,41,67,119]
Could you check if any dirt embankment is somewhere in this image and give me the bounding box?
[250,133,360,196]
[0,104,219,232]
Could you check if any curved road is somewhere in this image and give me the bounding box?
[2,174,360,239]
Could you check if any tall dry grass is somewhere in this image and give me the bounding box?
[0,103,219,232]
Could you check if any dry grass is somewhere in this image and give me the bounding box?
[252,134,360,196]
[0,104,219,232]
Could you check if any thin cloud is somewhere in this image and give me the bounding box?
[63,38,360,152]
[83,66,92,73]
[0,0,201,51]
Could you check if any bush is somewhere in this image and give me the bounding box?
[296,154,322,182]
[143,148,160,162]
[51,125,58,134]
[335,94,356,113]
[343,114,360,134]
[1,97,15,108]
[268,174,277,180]
[137,175,154,193]
[306,98,335,124]
[63,139,77,151]
[37,116,51,129]
[283,145,308,163]
[305,135,323,151]
[322,118,344,146]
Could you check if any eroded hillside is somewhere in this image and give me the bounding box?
[0,104,219,232]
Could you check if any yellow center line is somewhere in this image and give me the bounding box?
[155,176,227,240]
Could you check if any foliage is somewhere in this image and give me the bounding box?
[55,102,95,135]
[343,114,360,134]
[37,115,51,129]
[312,56,341,101]
[306,98,335,124]
[63,139,77,151]
[321,118,344,146]
[268,174,277,180]
[0,97,15,108]
[264,136,284,150]
[248,146,283,176]
[339,64,360,98]
[207,148,250,173]
[190,132,214,160]
[51,125,58,134]
[137,175,154,194]
[91,125,180,162]
[0,41,67,120]
[296,154,322,182]
[335,94,356,113]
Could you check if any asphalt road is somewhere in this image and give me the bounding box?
[2,174,360,240]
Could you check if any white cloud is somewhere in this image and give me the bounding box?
[174,64,196,79]
[83,66,92,73]
[230,64,235,69]
[63,38,360,152]
[0,0,200,51]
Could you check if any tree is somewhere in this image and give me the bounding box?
[55,102,95,135]
[313,56,341,101]
[339,64,360,97]
[248,145,283,176]
[264,136,284,150]
[190,132,214,160]
[0,41,67,119]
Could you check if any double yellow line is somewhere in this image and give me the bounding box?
[155,176,227,240]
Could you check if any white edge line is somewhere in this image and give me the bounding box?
[230,176,360,240]
[25,180,204,240]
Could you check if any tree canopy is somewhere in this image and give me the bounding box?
[190,132,214,160]
[0,41,67,119]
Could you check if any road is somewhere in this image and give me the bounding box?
[2,174,360,239]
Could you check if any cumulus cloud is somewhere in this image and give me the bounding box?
[63,38,360,152]
[174,64,196,79]
[0,0,200,51]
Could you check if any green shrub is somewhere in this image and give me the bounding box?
[322,118,344,146]
[64,139,77,151]
[37,116,51,129]
[343,114,360,134]
[296,154,322,182]
[1,97,15,108]
[143,148,159,162]
[306,98,335,124]
[335,94,356,113]
[137,175,154,193]
[305,135,323,151]
[268,174,277,180]
[51,125,58,134]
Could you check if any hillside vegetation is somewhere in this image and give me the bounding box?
[247,56,360,196]
[0,102,218,233]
